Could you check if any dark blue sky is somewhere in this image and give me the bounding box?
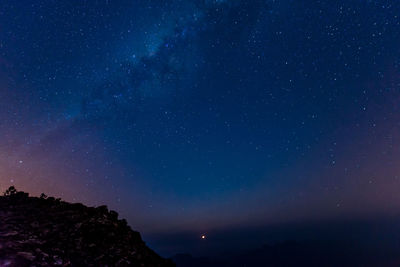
[1,0,400,254]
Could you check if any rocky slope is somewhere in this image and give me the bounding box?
[0,188,174,266]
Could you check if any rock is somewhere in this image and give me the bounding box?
[17,252,35,261]
[0,190,175,266]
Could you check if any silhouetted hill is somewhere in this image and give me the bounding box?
[0,187,174,266]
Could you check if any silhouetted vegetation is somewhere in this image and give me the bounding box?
[3,185,17,196]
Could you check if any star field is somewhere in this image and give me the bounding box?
[1,0,400,254]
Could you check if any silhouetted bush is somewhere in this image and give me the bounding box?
[15,191,29,198]
[4,186,17,196]
[120,219,128,227]
[97,205,108,214]
[109,210,119,220]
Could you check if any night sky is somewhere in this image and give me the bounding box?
[1,0,400,256]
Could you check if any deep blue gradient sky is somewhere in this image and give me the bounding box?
[1,0,400,253]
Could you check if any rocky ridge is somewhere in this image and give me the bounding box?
[0,187,174,266]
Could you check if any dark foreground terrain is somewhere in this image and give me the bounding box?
[0,188,174,266]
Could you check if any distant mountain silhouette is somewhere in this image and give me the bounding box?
[0,187,174,266]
